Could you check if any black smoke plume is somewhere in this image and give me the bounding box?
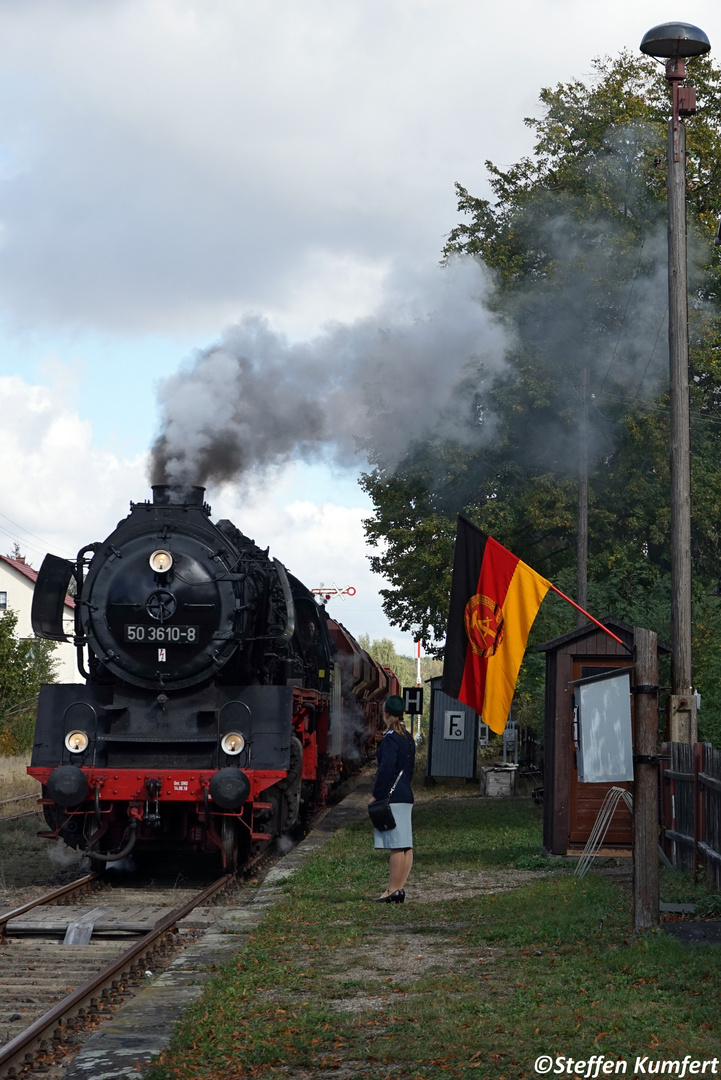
[150,257,511,487]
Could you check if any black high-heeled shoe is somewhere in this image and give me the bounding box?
[373,889,405,903]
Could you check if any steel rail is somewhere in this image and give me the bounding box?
[0,793,37,807]
[0,874,99,933]
[0,793,40,823]
[0,809,42,825]
[0,872,234,1078]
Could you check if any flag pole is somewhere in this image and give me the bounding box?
[547,583,629,649]
[453,515,631,651]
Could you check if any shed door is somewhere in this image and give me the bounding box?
[568,660,634,847]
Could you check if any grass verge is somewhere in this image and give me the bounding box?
[0,814,87,889]
[0,753,37,801]
[0,755,87,888]
[144,796,720,1080]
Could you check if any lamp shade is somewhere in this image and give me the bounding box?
[640,22,710,59]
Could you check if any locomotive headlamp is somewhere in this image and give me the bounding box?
[64,730,89,753]
[221,731,245,755]
[149,549,174,573]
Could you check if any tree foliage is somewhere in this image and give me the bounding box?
[0,610,58,755]
[361,51,721,745]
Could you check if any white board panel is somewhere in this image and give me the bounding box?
[577,671,634,783]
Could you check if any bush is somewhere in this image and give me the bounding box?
[0,610,58,754]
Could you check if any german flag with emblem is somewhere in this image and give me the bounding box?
[442,516,551,734]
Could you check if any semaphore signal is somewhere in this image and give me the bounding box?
[311,585,356,601]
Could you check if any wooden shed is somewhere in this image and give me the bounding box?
[538,619,668,856]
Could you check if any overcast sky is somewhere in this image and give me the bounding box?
[0,0,718,653]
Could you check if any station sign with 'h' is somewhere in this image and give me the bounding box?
[403,687,424,714]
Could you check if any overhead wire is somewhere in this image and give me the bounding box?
[593,387,721,429]
[0,509,74,555]
[631,304,668,400]
[0,510,75,563]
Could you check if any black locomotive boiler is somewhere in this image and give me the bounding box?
[28,485,398,869]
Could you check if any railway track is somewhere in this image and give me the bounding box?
[0,795,41,826]
[0,769,366,1078]
[0,795,36,810]
[0,812,41,826]
[0,870,235,1079]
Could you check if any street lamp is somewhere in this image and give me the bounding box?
[640,22,710,742]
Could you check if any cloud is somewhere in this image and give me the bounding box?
[0,0,712,650]
[0,0,464,332]
[0,373,146,561]
[216,486,409,652]
[0,0,685,337]
[0,372,403,645]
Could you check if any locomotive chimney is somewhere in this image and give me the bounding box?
[152,484,206,506]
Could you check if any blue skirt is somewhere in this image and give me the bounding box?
[374,802,413,849]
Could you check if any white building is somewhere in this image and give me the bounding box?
[0,555,81,683]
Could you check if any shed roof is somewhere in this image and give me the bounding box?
[536,616,669,654]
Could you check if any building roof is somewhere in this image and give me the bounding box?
[0,554,75,609]
[535,616,669,654]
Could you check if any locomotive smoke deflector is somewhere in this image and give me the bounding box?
[31,553,76,641]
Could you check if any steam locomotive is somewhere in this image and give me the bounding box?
[28,485,398,869]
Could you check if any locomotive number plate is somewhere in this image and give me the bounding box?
[124,624,200,643]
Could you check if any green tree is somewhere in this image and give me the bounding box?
[0,610,58,755]
[361,51,721,744]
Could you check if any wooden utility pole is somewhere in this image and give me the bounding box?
[667,103,697,742]
[633,626,660,930]
[576,366,589,628]
[640,29,709,744]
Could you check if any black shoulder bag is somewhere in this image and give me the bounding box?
[368,740,409,832]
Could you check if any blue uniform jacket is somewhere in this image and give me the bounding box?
[373,729,415,803]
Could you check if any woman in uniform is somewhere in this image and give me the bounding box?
[370,694,415,903]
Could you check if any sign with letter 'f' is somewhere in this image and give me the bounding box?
[444,711,465,740]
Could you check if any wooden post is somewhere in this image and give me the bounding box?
[576,366,589,629]
[693,741,705,879]
[633,626,659,930]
